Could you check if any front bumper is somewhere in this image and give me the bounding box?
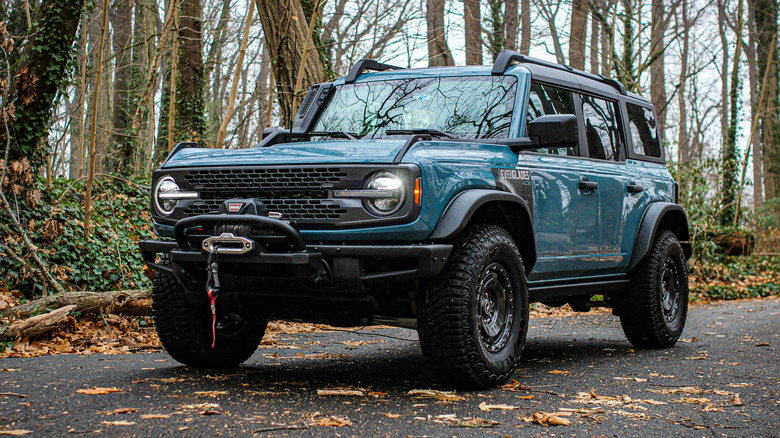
[139,214,452,287]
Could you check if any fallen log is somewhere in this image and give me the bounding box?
[1,289,152,319]
[0,305,76,340]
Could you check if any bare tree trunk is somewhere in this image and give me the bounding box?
[751,0,780,204]
[650,0,667,140]
[746,0,762,208]
[619,0,636,90]
[520,0,531,55]
[256,0,329,127]
[464,0,482,65]
[677,0,690,165]
[569,0,588,69]
[721,0,744,226]
[216,0,255,149]
[505,0,518,51]
[256,40,271,135]
[84,0,110,239]
[717,0,729,143]
[69,24,88,179]
[166,3,178,153]
[426,0,455,66]
[590,9,599,73]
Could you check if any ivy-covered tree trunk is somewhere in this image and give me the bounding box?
[720,0,744,226]
[110,0,134,174]
[618,0,637,91]
[174,0,206,143]
[256,0,329,127]
[8,0,86,169]
[486,0,504,61]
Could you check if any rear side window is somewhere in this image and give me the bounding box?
[581,95,620,161]
[626,103,662,158]
[526,82,578,156]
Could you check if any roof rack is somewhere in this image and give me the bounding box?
[492,49,627,95]
[344,59,403,84]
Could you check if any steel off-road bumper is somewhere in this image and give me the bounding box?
[138,214,453,289]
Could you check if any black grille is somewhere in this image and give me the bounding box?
[183,167,347,190]
[181,167,349,222]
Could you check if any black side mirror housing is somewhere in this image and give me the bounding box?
[527,114,578,148]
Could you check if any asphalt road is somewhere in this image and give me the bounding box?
[1,298,778,437]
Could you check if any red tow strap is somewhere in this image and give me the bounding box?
[207,288,217,348]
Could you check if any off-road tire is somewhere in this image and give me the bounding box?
[418,224,529,389]
[619,230,689,348]
[153,256,266,368]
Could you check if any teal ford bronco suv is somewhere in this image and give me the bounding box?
[140,50,691,389]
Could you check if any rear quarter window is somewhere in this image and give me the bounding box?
[626,103,662,159]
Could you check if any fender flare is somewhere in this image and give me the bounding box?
[429,189,537,271]
[627,202,692,272]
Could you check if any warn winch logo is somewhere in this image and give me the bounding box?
[227,202,243,213]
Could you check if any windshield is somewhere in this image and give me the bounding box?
[312,76,518,139]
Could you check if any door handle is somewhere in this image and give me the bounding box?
[627,183,644,193]
[578,179,599,190]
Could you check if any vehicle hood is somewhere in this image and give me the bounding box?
[162,140,407,168]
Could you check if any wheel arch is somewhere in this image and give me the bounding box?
[627,202,692,272]
[429,189,537,273]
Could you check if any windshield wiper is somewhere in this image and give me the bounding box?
[310,131,360,140]
[385,129,457,139]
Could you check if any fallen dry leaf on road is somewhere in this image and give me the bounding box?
[384,413,401,418]
[616,410,646,419]
[317,388,365,397]
[181,403,219,410]
[0,431,32,436]
[703,404,721,412]
[140,414,171,419]
[312,415,353,427]
[755,342,770,346]
[516,395,534,400]
[731,394,743,406]
[408,389,465,401]
[107,408,137,415]
[521,412,571,426]
[102,421,136,426]
[76,387,121,395]
[727,383,751,388]
[679,397,711,404]
[683,356,707,360]
[479,402,519,411]
[194,391,228,397]
[647,386,703,395]
[200,410,220,416]
[548,370,570,374]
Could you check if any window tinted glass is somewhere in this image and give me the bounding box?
[526,82,578,156]
[581,95,620,161]
[313,76,517,139]
[627,103,662,158]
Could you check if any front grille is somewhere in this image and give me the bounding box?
[180,167,350,223]
[183,167,347,190]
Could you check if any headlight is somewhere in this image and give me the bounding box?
[153,176,179,215]
[364,172,405,215]
[153,176,201,216]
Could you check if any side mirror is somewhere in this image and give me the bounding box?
[262,126,284,139]
[527,114,578,148]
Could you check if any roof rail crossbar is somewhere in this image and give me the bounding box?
[492,49,627,95]
[344,59,403,84]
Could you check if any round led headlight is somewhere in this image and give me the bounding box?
[364,172,405,215]
[153,176,180,216]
